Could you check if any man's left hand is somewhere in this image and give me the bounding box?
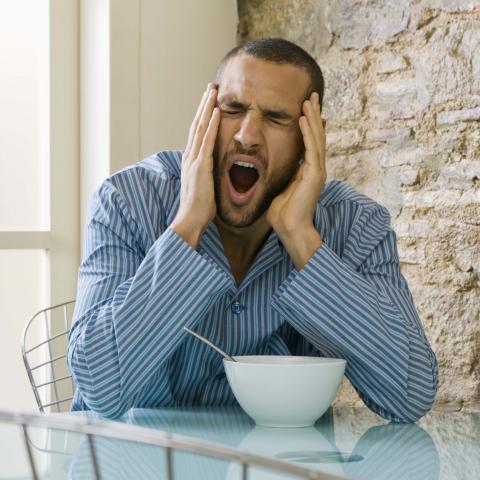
[266,91,326,270]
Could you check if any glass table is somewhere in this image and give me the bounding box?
[0,406,478,479]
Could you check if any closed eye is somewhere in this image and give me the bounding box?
[267,116,287,125]
[221,109,242,115]
[266,115,291,126]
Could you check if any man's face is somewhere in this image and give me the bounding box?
[213,54,310,228]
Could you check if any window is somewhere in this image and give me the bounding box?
[0,0,79,412]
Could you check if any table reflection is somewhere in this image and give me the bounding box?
[53,407,440,480]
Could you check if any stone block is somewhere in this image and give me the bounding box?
[437,107,480,125]
[375,52,408,74]
[396,218,430,239]
[436,161,480,189]
[380,144,426,167]
[403,189,463,208]
[327,0,410,49]
[366,127,413,143]
[398,166,421,186]
[237,0,332,53]
[326,129,361,154]
[321,51,364,120]
[414,21,480,106]
[424,0,480,12]
[372,75,419,119]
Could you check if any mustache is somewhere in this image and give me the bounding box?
[226,145,267,169]
[231,145,259,157]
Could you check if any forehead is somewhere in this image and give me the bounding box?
[218,54,310,111]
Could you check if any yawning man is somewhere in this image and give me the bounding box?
[68,38,438,422]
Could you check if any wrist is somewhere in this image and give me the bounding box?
[170,217,205,250]
[277,226,322,271]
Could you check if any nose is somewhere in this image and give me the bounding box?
[233,112,263,150]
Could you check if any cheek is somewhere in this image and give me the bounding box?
[267,129,303,161]
[215,119,236,155]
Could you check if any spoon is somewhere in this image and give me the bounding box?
[183,327,237,362]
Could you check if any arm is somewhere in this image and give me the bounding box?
[68,181,231,418]
[271,204,438,422]
[69,84,225,418]
[266,92,437,422]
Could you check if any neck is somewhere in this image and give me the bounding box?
[214,215,272,268]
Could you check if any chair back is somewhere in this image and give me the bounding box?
[21,300,76,413]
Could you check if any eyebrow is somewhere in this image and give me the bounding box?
[218,97,295,122]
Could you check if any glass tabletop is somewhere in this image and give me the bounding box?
[1,406,478,479]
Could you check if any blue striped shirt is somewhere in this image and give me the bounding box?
[68,150,438,422]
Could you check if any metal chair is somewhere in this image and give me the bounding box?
[21,300,76,413]
[0,410,347,480]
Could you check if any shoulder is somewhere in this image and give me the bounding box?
[316,181,396,267]
[318,180,390,221]
[88,150,182,222]
[319,180,383,209]
[95,150,182,201]
[314,180,392,250]
[135,149,182,179]
[107,150,182,189]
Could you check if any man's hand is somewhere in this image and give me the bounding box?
[171,84,220,249]
[266,91,326,270]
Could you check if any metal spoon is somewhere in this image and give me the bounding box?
[183,327,237,362]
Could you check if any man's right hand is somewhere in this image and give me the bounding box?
[171,83,220,249]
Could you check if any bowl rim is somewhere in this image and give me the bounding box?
[223,355,347,367]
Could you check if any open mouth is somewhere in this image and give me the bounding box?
[227,160,260,207]
[229,161,260,193]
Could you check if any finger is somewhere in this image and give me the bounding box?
[299,115,317,165]
[300,115,326,185]
[186,83,215,154]
[302,97,325,169]
[303,95,324,157]
[198,107,221,162]
[191,88,218,157]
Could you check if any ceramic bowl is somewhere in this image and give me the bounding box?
[223,356,346,428]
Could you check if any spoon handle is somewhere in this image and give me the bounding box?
[183,327,236,362]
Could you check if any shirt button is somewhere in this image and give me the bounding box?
[231,302,245,315]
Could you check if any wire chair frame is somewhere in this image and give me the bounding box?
[0,410,348,480]
[21,300,76,413]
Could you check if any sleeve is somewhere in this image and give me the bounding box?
[68,181,232,418]
[270,204,439,423]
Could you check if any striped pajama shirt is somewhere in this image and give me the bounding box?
[68,150,438,422]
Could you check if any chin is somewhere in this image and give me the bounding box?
[217,208,260,229]
[217,198,267,229]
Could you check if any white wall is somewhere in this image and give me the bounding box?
[0,0,79,417]
[140,0,238,156]
[81,0,238,234]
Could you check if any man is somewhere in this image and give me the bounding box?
[68,38,438,422]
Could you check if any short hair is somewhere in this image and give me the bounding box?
[215,38,324,109]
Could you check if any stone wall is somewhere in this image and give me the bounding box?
[237,0,480,411]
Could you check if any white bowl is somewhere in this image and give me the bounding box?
[223,356,346,428]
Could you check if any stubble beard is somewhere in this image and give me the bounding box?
[213,146,299,228]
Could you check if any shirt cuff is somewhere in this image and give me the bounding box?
[164,226,233,288]
[271,242,378,317]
